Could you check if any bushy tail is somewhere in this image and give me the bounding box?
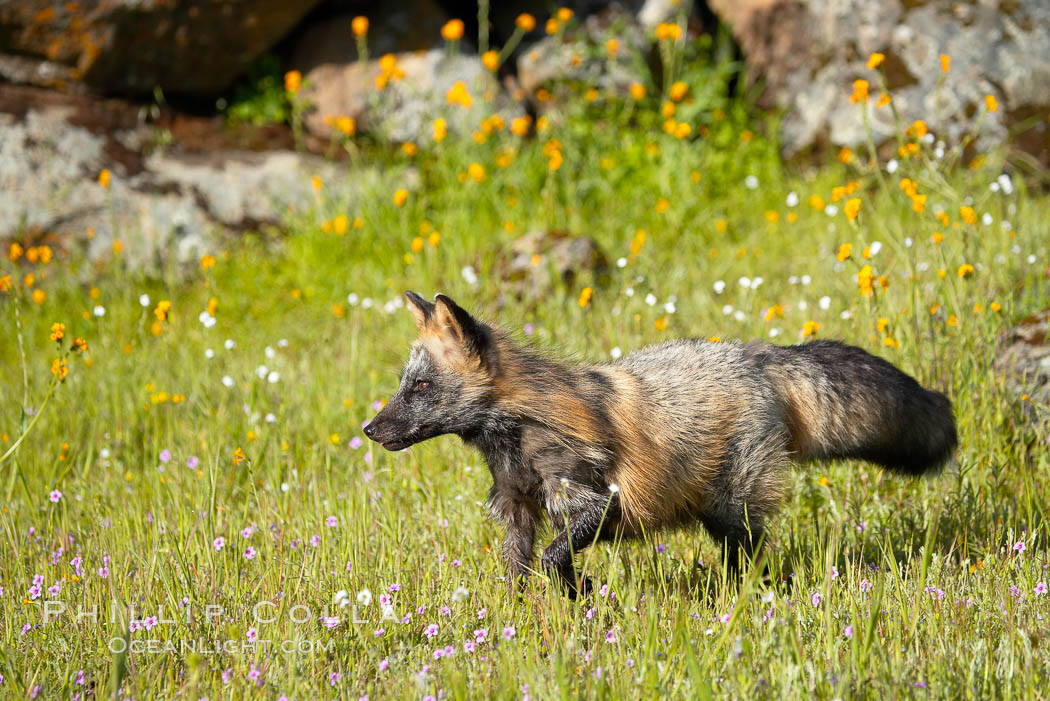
[759,340,957,474]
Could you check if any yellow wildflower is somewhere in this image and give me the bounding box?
[441,19,464,41]
[51,358,69,379]
[630,229,647,255]
[510,116,530,136]
[849,79,869,103]
[446,81,473,107]
[844,197,862,221]
[857,265,875,296]
[335,116,356,136]
[467,162,485,182]
[655,23,682,41]
[154,300,171,321]
[284,70,301,93]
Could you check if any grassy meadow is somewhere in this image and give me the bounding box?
[2,12,1050,699]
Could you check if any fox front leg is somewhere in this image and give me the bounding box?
[490,494,540,593]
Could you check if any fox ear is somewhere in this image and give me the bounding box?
[433,294,486,355]
[404,290,435,332]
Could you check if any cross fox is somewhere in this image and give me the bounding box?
[364,292,957,596]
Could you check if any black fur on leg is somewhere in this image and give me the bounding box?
[490,492,540,594]
[541,496,621,598]
[700,514,765,577]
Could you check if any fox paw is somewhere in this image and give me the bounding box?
[564,574,594,600]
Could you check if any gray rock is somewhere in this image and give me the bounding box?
[501,230,609,301]
[710,0,1050,163]
[0,106,369,270]
[516,4,650,98]
[301,49,523,142]
[996,309,1050,433]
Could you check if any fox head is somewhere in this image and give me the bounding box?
[364,291,497,451]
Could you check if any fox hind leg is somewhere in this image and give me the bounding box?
[700,509,766,575]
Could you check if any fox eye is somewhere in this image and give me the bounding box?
[414,380,431,392]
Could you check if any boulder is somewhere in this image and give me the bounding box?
[299,49,523,142]
[0,103,364,270]
[500,230,609,301]
[0,0,323,95]
[709,0,1050,163]
[516,3,651,99]
[996,309,1050,434]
